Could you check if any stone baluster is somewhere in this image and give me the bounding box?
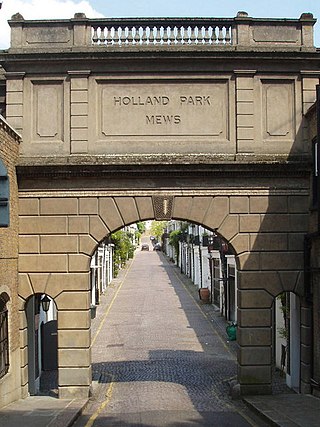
[106,27,113,45]
[225,26,231,44]
[127,27,134,45]
[149,26,155,45]
[190,25,197,44]
[162,26,169,44]
[203,26,210,44]
[92,26,99,44]
[133,27,139,44]
[153,26,160,44]
[120,26,126,45]
[218,25,224,44]
[141,26,148,45]
[176,26,183,45]
[99,26,106,44]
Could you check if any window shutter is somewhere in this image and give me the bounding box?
[0,160,9,227]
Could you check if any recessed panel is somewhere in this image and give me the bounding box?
[98,81,229,138]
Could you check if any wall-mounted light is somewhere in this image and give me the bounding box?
[41,295,51,312]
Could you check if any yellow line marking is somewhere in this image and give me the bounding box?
[86,261,135,426]
[91,261,133,346]
[85,375,115,427]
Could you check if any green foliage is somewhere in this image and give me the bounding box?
[169,229,182,261]
[136,221,146,233]
[111,230,136,277]
[150,221,167,242]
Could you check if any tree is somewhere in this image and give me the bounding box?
[150,221,167,242]
[111,230,135,276]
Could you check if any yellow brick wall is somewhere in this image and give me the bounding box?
[0,118,20,352]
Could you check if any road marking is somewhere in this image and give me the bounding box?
[85,375,115,427]
[85,261,134,426]
[91,260,133,346]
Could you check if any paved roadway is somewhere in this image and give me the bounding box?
[73,244,265,427]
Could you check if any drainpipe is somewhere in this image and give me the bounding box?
[304,84,320,392]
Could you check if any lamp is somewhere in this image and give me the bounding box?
[41,295,51,312]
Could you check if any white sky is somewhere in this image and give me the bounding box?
[0,0,319,48]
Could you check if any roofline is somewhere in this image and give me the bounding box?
[0,114,21,142]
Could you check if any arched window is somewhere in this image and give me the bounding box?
[0,293,9,378]
[0,160,9,227]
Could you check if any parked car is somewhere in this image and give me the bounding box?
[153,243,162,251]
[141,244,149,251]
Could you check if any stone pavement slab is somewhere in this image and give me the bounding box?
[0,396,88,427]
[244,394,320,427]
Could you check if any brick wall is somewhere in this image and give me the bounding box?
[0,115,21,407]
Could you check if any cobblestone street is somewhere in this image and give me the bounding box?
[73,248,266,427]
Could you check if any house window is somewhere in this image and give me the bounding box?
[0,293,9,378]
[0,160,9,227]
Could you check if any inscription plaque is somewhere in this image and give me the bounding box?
[99,81,228,138]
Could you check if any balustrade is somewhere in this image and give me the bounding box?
[91,20,233,47]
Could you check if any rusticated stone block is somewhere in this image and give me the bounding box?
[239,346,271,365]
[79,235,97,255]
[89,216,109,241]
[172,196,193,220]
[301,343,311,364]
[289,214,309,232]
[229,233,249,255]
[135,197,154,220]
[259,214,289,232]
[19,254,68,273]
[47,273,90,294]
[68,254,91,272]
[19,198,39,215]
[28,273,50,294]
[40,198,78,215]
[238,308,271,327]
[260,252,303,270]
[79,198,98,214]
[238,365,272,384]
[59,310,90,329]
[58,329,90,348]
[217,215,239,241]
[288,233,304,251]
[19,235,39,254]
[59,385,89,399]
[189,197,212,224]
[250,233,287,251]
[238,271,282,296]
[68,216,89,234]
[238,290,273,309]
[59,349,90,367]
[230,197,249,214]
[115,197,139,225]
[300,325,312,346]
[19,216,67,235]
[239,215,260,232]
[55,291,90,310]
[238,252,260,270]
[40,235,78,253]
[288,195,309,213]
[250,196,287,214]
[203,197,229,230]
[59,367,91,386]
[238,327,272,346]
[300,361,311,383]
[19,274,34,299]
[99,197,124,232]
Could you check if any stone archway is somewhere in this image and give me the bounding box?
[17,192,308,398]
